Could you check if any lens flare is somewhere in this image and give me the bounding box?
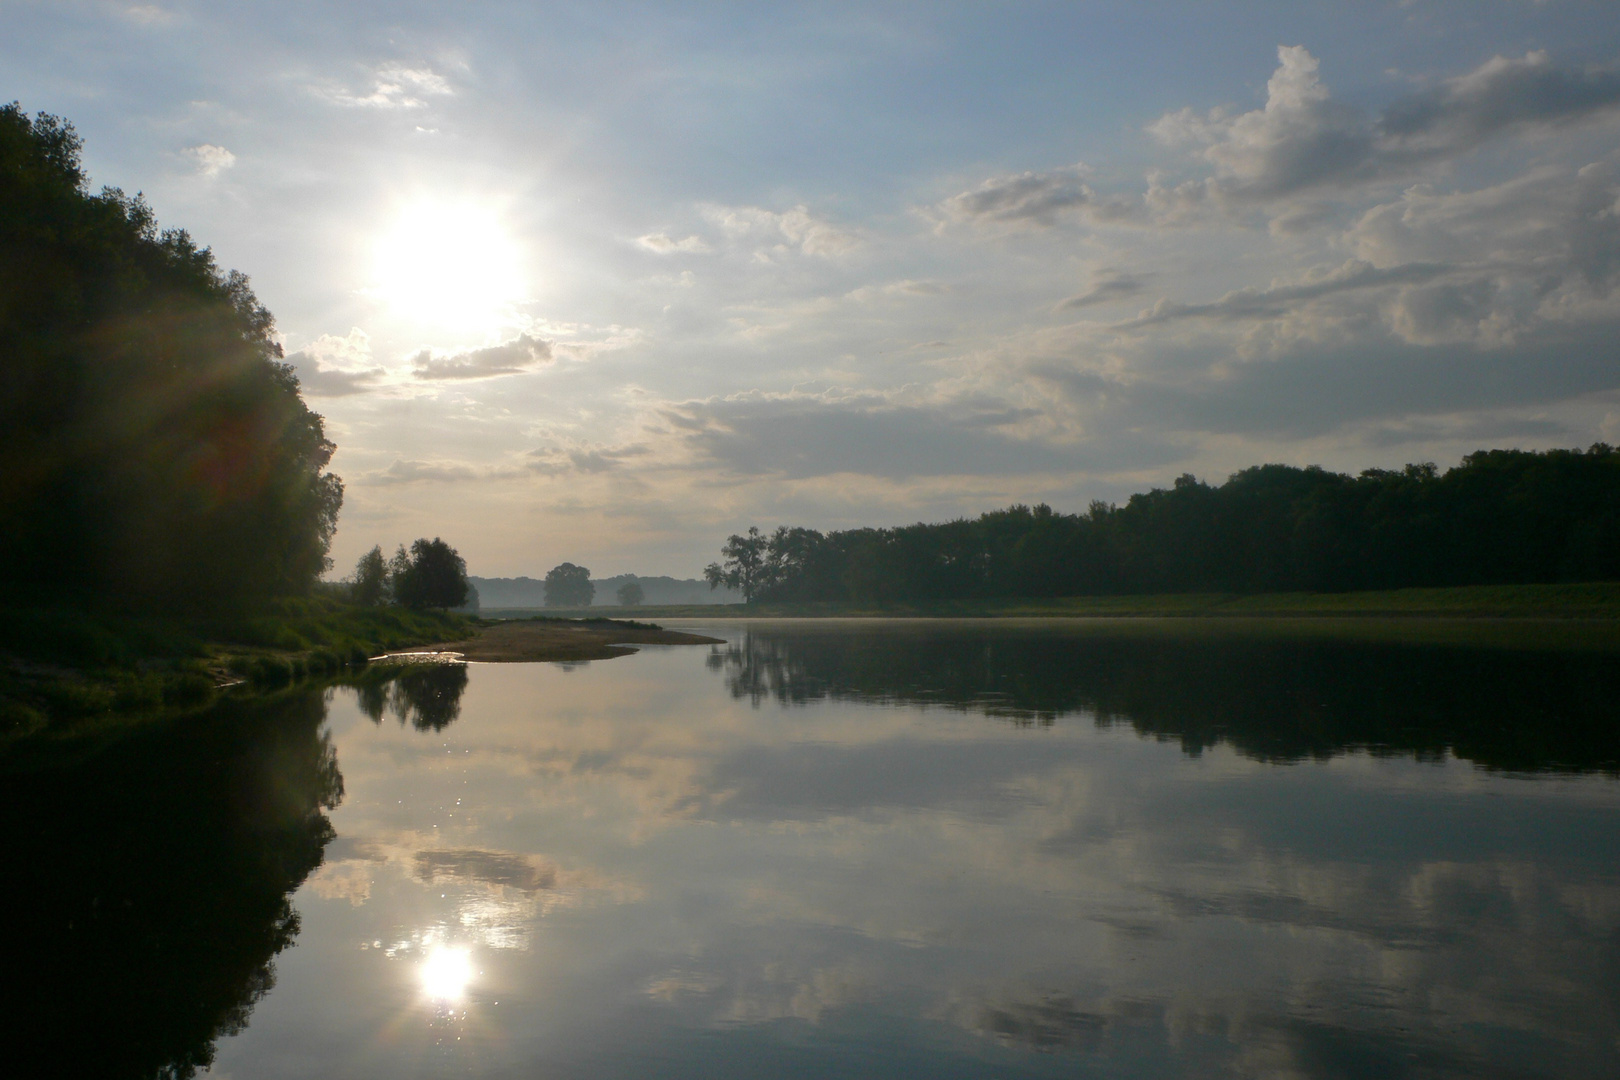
[420,945,473,1001]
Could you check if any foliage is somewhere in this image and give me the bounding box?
[352,546,388,606]
[0,595,473,730]
[703,526,781,601]
[716,447,1620,604]
[544,562,594,607]
[390,538,470,611]
[616,579,645,606]
[0,104,342,612]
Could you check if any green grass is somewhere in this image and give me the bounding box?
[0,596,476,736]
[497,581,1620,621]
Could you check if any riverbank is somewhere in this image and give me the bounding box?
[389,617,723,663]
[0,597,475,737]
[497,581,1620,621]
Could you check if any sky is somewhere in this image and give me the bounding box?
[4,0,1620,578]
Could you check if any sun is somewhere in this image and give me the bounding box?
[371,198,525,333]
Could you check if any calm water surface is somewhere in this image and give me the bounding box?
[7,620,1619,1078]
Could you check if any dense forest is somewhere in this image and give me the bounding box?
[708,447,1620,603]
[0,105,341,613]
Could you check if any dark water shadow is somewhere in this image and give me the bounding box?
[710,623,1620,773]
[0,687,343,1079]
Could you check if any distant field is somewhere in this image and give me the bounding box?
[489,582,1620,621]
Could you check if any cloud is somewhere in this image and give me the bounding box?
[411,334,552,380]
[528,443,653,475]
[182,143,235,177]
[1150,47,1620,201]
[636,232,712,254]
[938,164,1140,229]
[702,204,860,257]
[660,389,1182,480]
[318,65,454,109]
[1149,46,1379,198]
[286,328,387,397]
[1347,163,1620,290]
[843,279,947,303]
[1117,259,1451,329]
[1364,414,1570,448]
[1059,268,1154,310]
[359,459,501,485]
[1031,323,1620,442]
[1380,50,1620,157]
[122,5,172,25]
[295,365,387,397]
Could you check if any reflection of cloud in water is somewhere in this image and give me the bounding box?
[306,860,376,907]
[210,642,1620,1078]
[415,848,558,892]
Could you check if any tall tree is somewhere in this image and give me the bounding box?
[392,538,469,610]
[544,562,594,607]
[352,546,388,607]
[0,104,342,611]
[704,527,774,602]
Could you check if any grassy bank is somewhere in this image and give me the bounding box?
[500,581,1620,621]
[0,596,475,737]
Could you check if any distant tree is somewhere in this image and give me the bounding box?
[704,526,775,602]
[616,580,645,606]
[392,538,469,610]
[713,445,1620,604]
[544,562,594,607]
[352,546,388,606]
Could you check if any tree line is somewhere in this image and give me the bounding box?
[705,446,1620,603]
[0,105,342,613]
[351,539,471,610]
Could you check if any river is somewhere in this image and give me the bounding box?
[6,619,1617,1078]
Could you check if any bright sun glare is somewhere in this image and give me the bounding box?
[420,945,474,1001]
[372,200,525,332]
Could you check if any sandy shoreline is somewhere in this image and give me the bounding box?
[382,618,723,663]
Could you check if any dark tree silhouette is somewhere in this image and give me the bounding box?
[544,562,594,607]
[616,579,645,606]
[0,104,342,612]
[704,526,776,602]
[391,538,469,610]
[720,446,1620,604]
[352,545,388,606]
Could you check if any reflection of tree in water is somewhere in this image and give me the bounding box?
[0,687,343,1079]
[356,662,470,731]
[711,627,1620,773]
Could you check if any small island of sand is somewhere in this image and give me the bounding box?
[384,617,723,664]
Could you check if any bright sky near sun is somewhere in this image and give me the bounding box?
[4,1,1620,577]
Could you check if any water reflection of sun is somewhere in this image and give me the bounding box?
[420,945,474,1002]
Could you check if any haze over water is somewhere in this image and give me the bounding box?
[162,621,1619,1078]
